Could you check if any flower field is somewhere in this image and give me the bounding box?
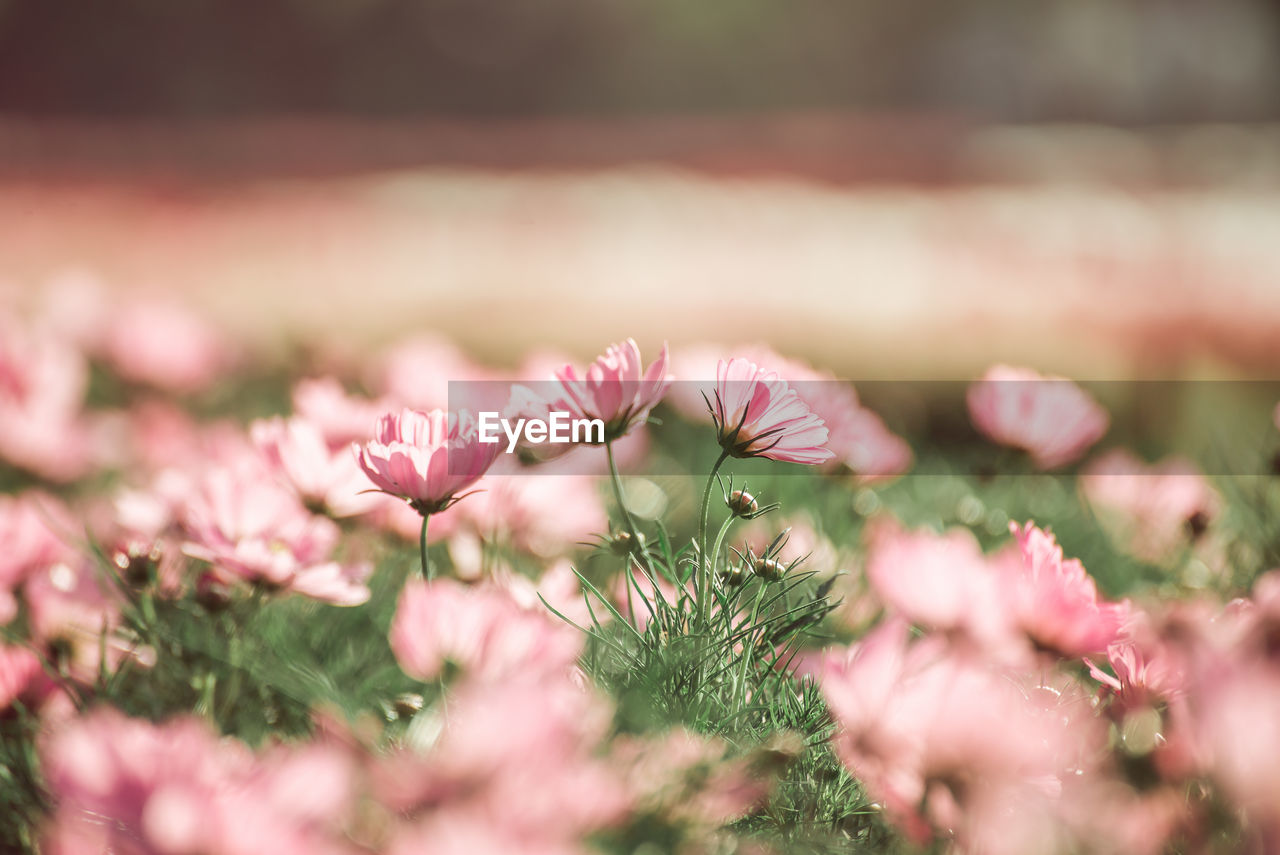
[3,277,1280,855]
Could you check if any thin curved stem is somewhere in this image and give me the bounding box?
[419,512,432,580]
[708,514,736,592]
[606,440,656,578]
[606,441,641,540]
[697,450,730,623]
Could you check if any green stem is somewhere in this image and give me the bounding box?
[606,441,646,567]
[419,512,432,580]
[708,514,735,590]
[697,450,730,623]
[736,583,770,708]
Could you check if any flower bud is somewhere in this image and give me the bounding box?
[392,692,425,719]
[113,548,154,585]
[727,489,759,517]
[609,530,644,556]
[1184,510,1210,540]
[752,557,786,582]
[718,564,746,587]
[195,572,232,612]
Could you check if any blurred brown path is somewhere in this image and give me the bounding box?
[2,117,1278,378]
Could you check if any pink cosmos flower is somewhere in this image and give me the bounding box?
[291,377,390,448]
[389,578,583,683]
[24,560,141,682]
[372,334,494,412]
[181,466,371,605]
[967,364,1108,469]
[102,298,232,393]
[667,343,827,422]
[672,345,906,475]
[42,709,357,855]
[0,492,76,622]
[1195,663,1280,822]
[0,313,94,481]
[817,619,1106,847]
[823,399,913,481]
[354,408,500,516]
[0,645,44,711]
[450,474,608,557]
[252,416,381,517]
[711,358,833,464]
[1087,635,1187,715]
[375,676,629,855]
[1003,521,1128,657]
[1080,449,1219,561]
[493,559,593,626]
[547,339,672,442]
[864,520,1018,652]
[614,728,787,828]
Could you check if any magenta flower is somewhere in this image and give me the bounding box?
[710,358,833,464]
[1003,521,1128,657]
[546,338,672,443]
[967,364,1108,469]
[354,408,500,516]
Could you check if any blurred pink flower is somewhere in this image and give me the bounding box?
[615,728,785,827]
[0,313,94,481]
[542,339,672,443]
[0,492,76,622]
[1087,634,1187,716]
[389,578,583,682]
[1004,521,1128,657]
[252,416,381,517]
[967,364,1108,469]
[1080,449,1219,561]
[181,466,371,605]
[291,377,391,449]
[711,358,832,464]
[1195,663,1280,823]
[33,270,112,351]
[24,560,134,682]
[493,559,592,626]
[372,334,494,412]
[818,619,1106,847]
[354,408,499,516]
[102,298,232,393]
[0,645,43,710]
[777,377,911,480]
[451,474,607,557]
[377,676,628,854]
[42,709,357,855]
[864,520,1016,651]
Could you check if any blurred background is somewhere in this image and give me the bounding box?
[3,0,1279,377]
